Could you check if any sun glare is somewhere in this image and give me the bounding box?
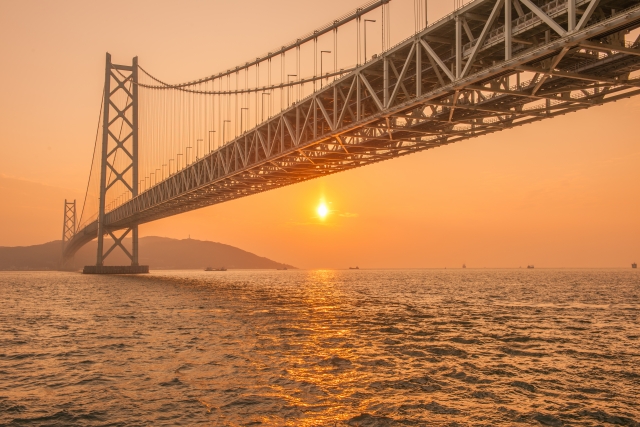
[317,202,329,219]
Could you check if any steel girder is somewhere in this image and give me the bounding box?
[63,0,640,260]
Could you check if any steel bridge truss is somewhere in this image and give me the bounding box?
[64,0,640,260]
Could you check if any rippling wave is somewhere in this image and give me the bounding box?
[0,269,638,426]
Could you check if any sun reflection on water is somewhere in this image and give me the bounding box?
[1,269,638,425]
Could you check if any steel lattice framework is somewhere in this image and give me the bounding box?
[63,0,640,262]
[61,199,76,253]
[93,54,140,267]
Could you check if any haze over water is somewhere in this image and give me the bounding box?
[1,269,638,426]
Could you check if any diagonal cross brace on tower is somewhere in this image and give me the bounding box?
[60,199,76,269]
[85,54,148,274]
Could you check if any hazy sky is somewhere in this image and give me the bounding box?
[1,0,639,268]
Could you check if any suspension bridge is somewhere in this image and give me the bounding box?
[60,0,640,272]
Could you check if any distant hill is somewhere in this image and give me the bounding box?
[0,236,295,271]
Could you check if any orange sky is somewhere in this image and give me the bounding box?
[0,0,639,268]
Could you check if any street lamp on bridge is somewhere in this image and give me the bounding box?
[364,19,376,62]
[196,139,203,159]
[208,130,216,152]
[320,51,331,88]
[261,93,270,122]
[222,120,231,145]
[287,74,297,105]
[241,108,249,134]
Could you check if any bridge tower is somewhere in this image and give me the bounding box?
[60,199,76,269]
[84,53,148,274]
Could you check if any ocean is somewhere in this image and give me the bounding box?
[0,269,638,426]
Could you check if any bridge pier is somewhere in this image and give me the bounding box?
[83,265,149,274]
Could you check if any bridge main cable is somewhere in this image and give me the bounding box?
[138,0,391,89]
[137,65,357,94]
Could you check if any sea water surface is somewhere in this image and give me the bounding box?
[0,269,638,426]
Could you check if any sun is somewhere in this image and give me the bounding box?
[317,202,329,219]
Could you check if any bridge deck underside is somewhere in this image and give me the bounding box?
[65,0,640,259]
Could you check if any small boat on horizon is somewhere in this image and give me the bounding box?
[277,267,288,270]
[349,266,359,270]
[633,263,637,269]
[462,264,466,269]
[527,265,534,269]
[205,267,227,271]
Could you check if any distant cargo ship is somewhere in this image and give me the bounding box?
[349,266,360,270]
[205,267,227,271]
[527,265,534,269]
[633,263,637,269]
